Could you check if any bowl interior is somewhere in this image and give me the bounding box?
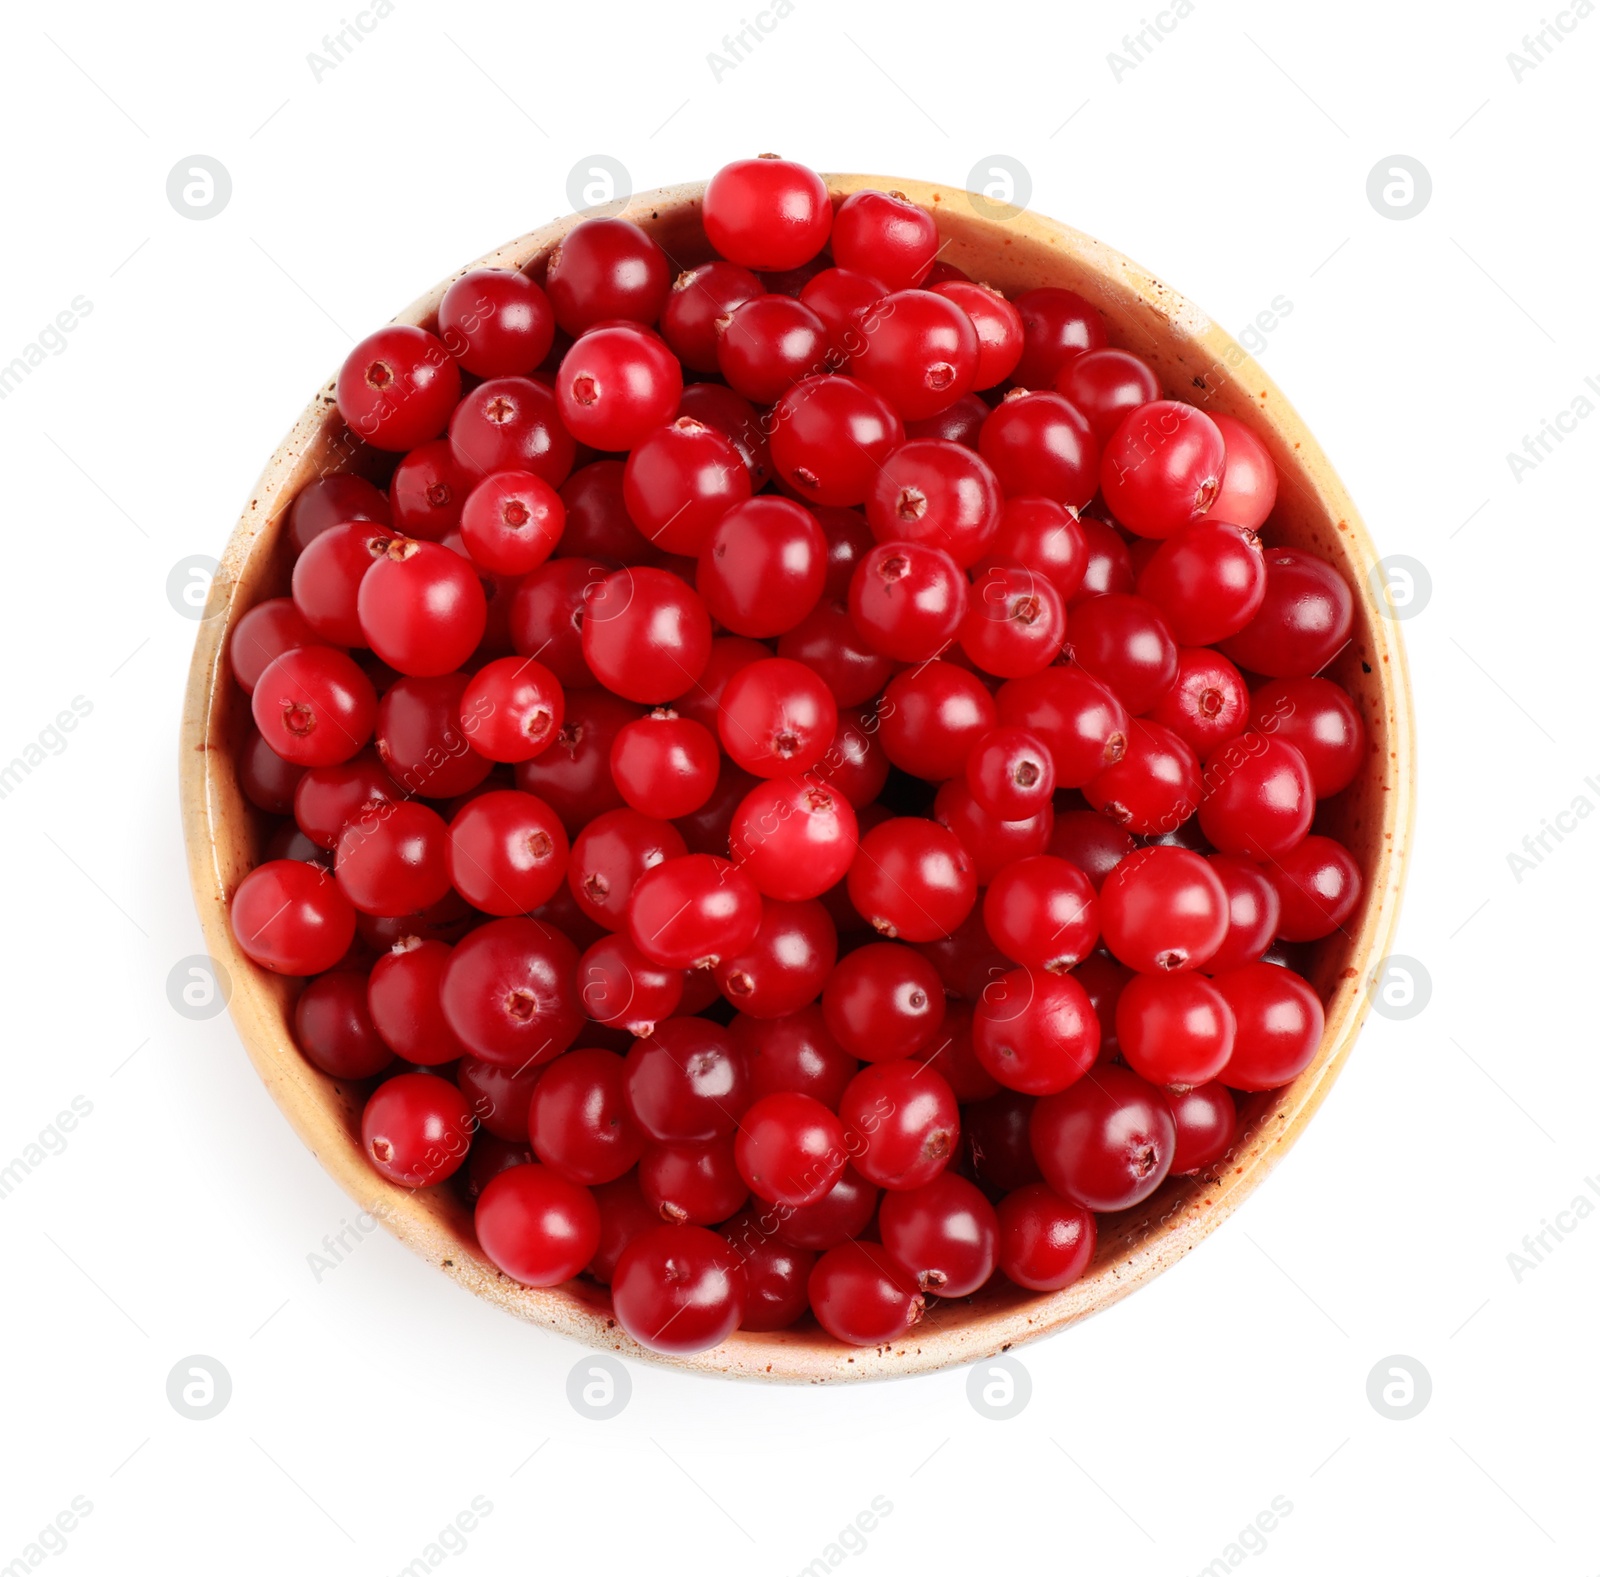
[181,175,1413,1381]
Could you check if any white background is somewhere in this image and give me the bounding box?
[1,0,1594,1571]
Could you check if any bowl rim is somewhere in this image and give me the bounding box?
[180,174,1415,1383]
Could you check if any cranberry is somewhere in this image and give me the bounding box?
[616,417,752,558]
[769,375,906,507]
[676,756,761,858]
[1199,734,1315,858]
[374,674,490,799]
[439,267,556,377]
[514,688,638,833]
[996,1184,1096,1291]
[457,471,564,576]
[556,324,683,451]
[963,1090,1043,1192]
[1083,719,1201,838]
[1210,413,1278,532]
[735,1006,858,1108]
[1203,856,1282,973]
[457,1056,543,1142]
[695,497,826,638]
[718,294,829,404]
[734,1092,847,1207]
[931,280,1024,388]
[1214,962,1325,1090]
[608,709,719,818]
[508,559,602,688]
[362,1071,474,1186]
[368,939,468,1064]
[851,289,979,420]
[815,708,890,809]
[906,390,989,449]
[965,726,1056,821]
[288,473,390,556]
[961,564,1068,678]
[239,731,305,815]
[878,661,996,782]
[729,777,860,901]
[474,1162,599,1284]
[808,1240,924,1345]
[1250,676,1366,797]
[1116,971,1236,1086]
[582,566,712,704]
[719,1211,815,1331]
[831,189,939,289]
[1218,548,1355,678]
[230,597,328,695]
[1012,287,1106,385]
[1100,400,1225,538]
[1073,515,1136,606]
[1146,647,1250,756]
[524,1048,643,1186]
[1137,519,1266,645]
[612,1222,748,1351]
[670,635,768,731]
[577,932,683,1037]
[336,325,460,451]
[775,1166,879,1250]
[448,376,575,486]
[252,647,376,768]
[821,942,946,1062]
[877,1171,997,1296]
[933,778,1053,885]
[714,898,836,1018]
[839,1059,959,1190]
[232,859,357,975]
[848,540,969,662]
[1056,347,1161,440]
[865,439,1002,568]
[627,853,763,969]
[983,855,1099,973]
[334,800,451,917]
[544,218,670,334]
[358,539,487,678]
[800,267,889,364]
[588,1174,662,1283]
[1048,809,1136,890]
[569,807,686,930]
[995,665,1129,789]
[779,597,897,707]
[979,390,1099,508]
[389,440,472,542]
[445,789,568,915]
[702,157,832,271]
[661,262,765,371]
[848,816,977,942]
[1268,834,1362,941]
[1031,1064,1175,1211]
[972,967,1099,1095]
[980,497,1088,600]
[559,461,654,564]
[717,657,837,778]
[1166,1082,1238,1173]
[439,917,583,1067]
[677,382,772,487]
[293,972,392,1079]
[291,520,396,645]
[910,1001,998,1102]
[1099,846,1228,973]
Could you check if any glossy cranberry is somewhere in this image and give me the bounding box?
[661,261,766,371]
[774,1166,879,1250]
[576,931,683,1037]
[717,295,828,404]
[879,1172,997,1296]
[984,855,1099,974]
[819,942,944,1064]
[386,440,470,542]
[696,497,826,638]
[1210,413,1278,532]
[929,280,1024,389]
[1084,718,1201,838]
[463,1135,536,1202]
[1100,400,1226,539]
[230,598,328,695]
[456,1056,542,1142]
[978,390,1099,509]
[808,1239,924,1345]
[639,1138,748,1225]
[439,267,556,377]
[611,1222,748,1352]
[1136,518,1266,646]
[901,1003,991,1104]
[1219,549,1356,679]
[514,688,637,833]
[809,506,877,600]
[1099,846,1228,973]
[252,647,376,768]
[604,709,718,818]
[287,473,390,556]
[965,726,1056,821]
[368,939,468,1064]
[933,778,1053,885]
[439,917,583,1067]
[627,853,763,969]
[848,540,968,662]
[1202,855,1282,973]
[1056,347,1160,440]
[993,669,1127,791]
[1214,962,1325,1090]
[1048,809,1135,891]
[733,1007,856,1109]
[996,1184,1096,1291]
[568,807,685,931]
[907,391,988,450]
[508,559,601,687]
[714,898,836,1018]
[372,675,489,799]
[979,496,1088,602]
[1069,519,1134,610]
[850,289,979,421]
[454,660,559,768]
[357,539,487,677]
[703,157,831,271]
[719,1211,815,1330]
[717,657,837,778]
[1195,734,1313,861]
[865,439,1002,568]
[544,217,669,334]
[840,1058,958,1191]
[1166,1082,1237,1173]
[358,889,479,951]
[473,1162,599,1284]
[523,1048,643,1185]
[238,730,304,814]
[963,1090,1043,1192]
[674,755,760,857]
[878,661,995,781]
[848,816,977,942]
[293,972,392,1079]
[778,597,897,707]
[331,799,450,917]
[677,382,772,487]
[733,1092,847,1208]
[555,462,650,565]
[1117,971,1235,1086]
[799,268,888,365]
[587,1174,660,1282]
[291,520,395,644]
[971,967,1099,1095]
[455,471,563,578]
[668,635,765,732]
[814,708,890,809]
[444,789,567,915]
[1269,834,1363,941]
[1145,647,1250,757]
[361,1071,474,1186]
[961,565,1068,678]
[1250,677,1366,798]
[1065,594,1176,715]
[448,376,575,487]
[1012,287,1106,386]
[556,325,683,451]
[1031,1064,1175,1210]
[830,189,939,289]
[729,777,860,901]
[581,566,712,705]
[336,325,460,451]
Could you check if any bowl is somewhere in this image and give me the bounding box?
[180,174,1414,1382]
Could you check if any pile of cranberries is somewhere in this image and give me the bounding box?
[228,155,1367,1355]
